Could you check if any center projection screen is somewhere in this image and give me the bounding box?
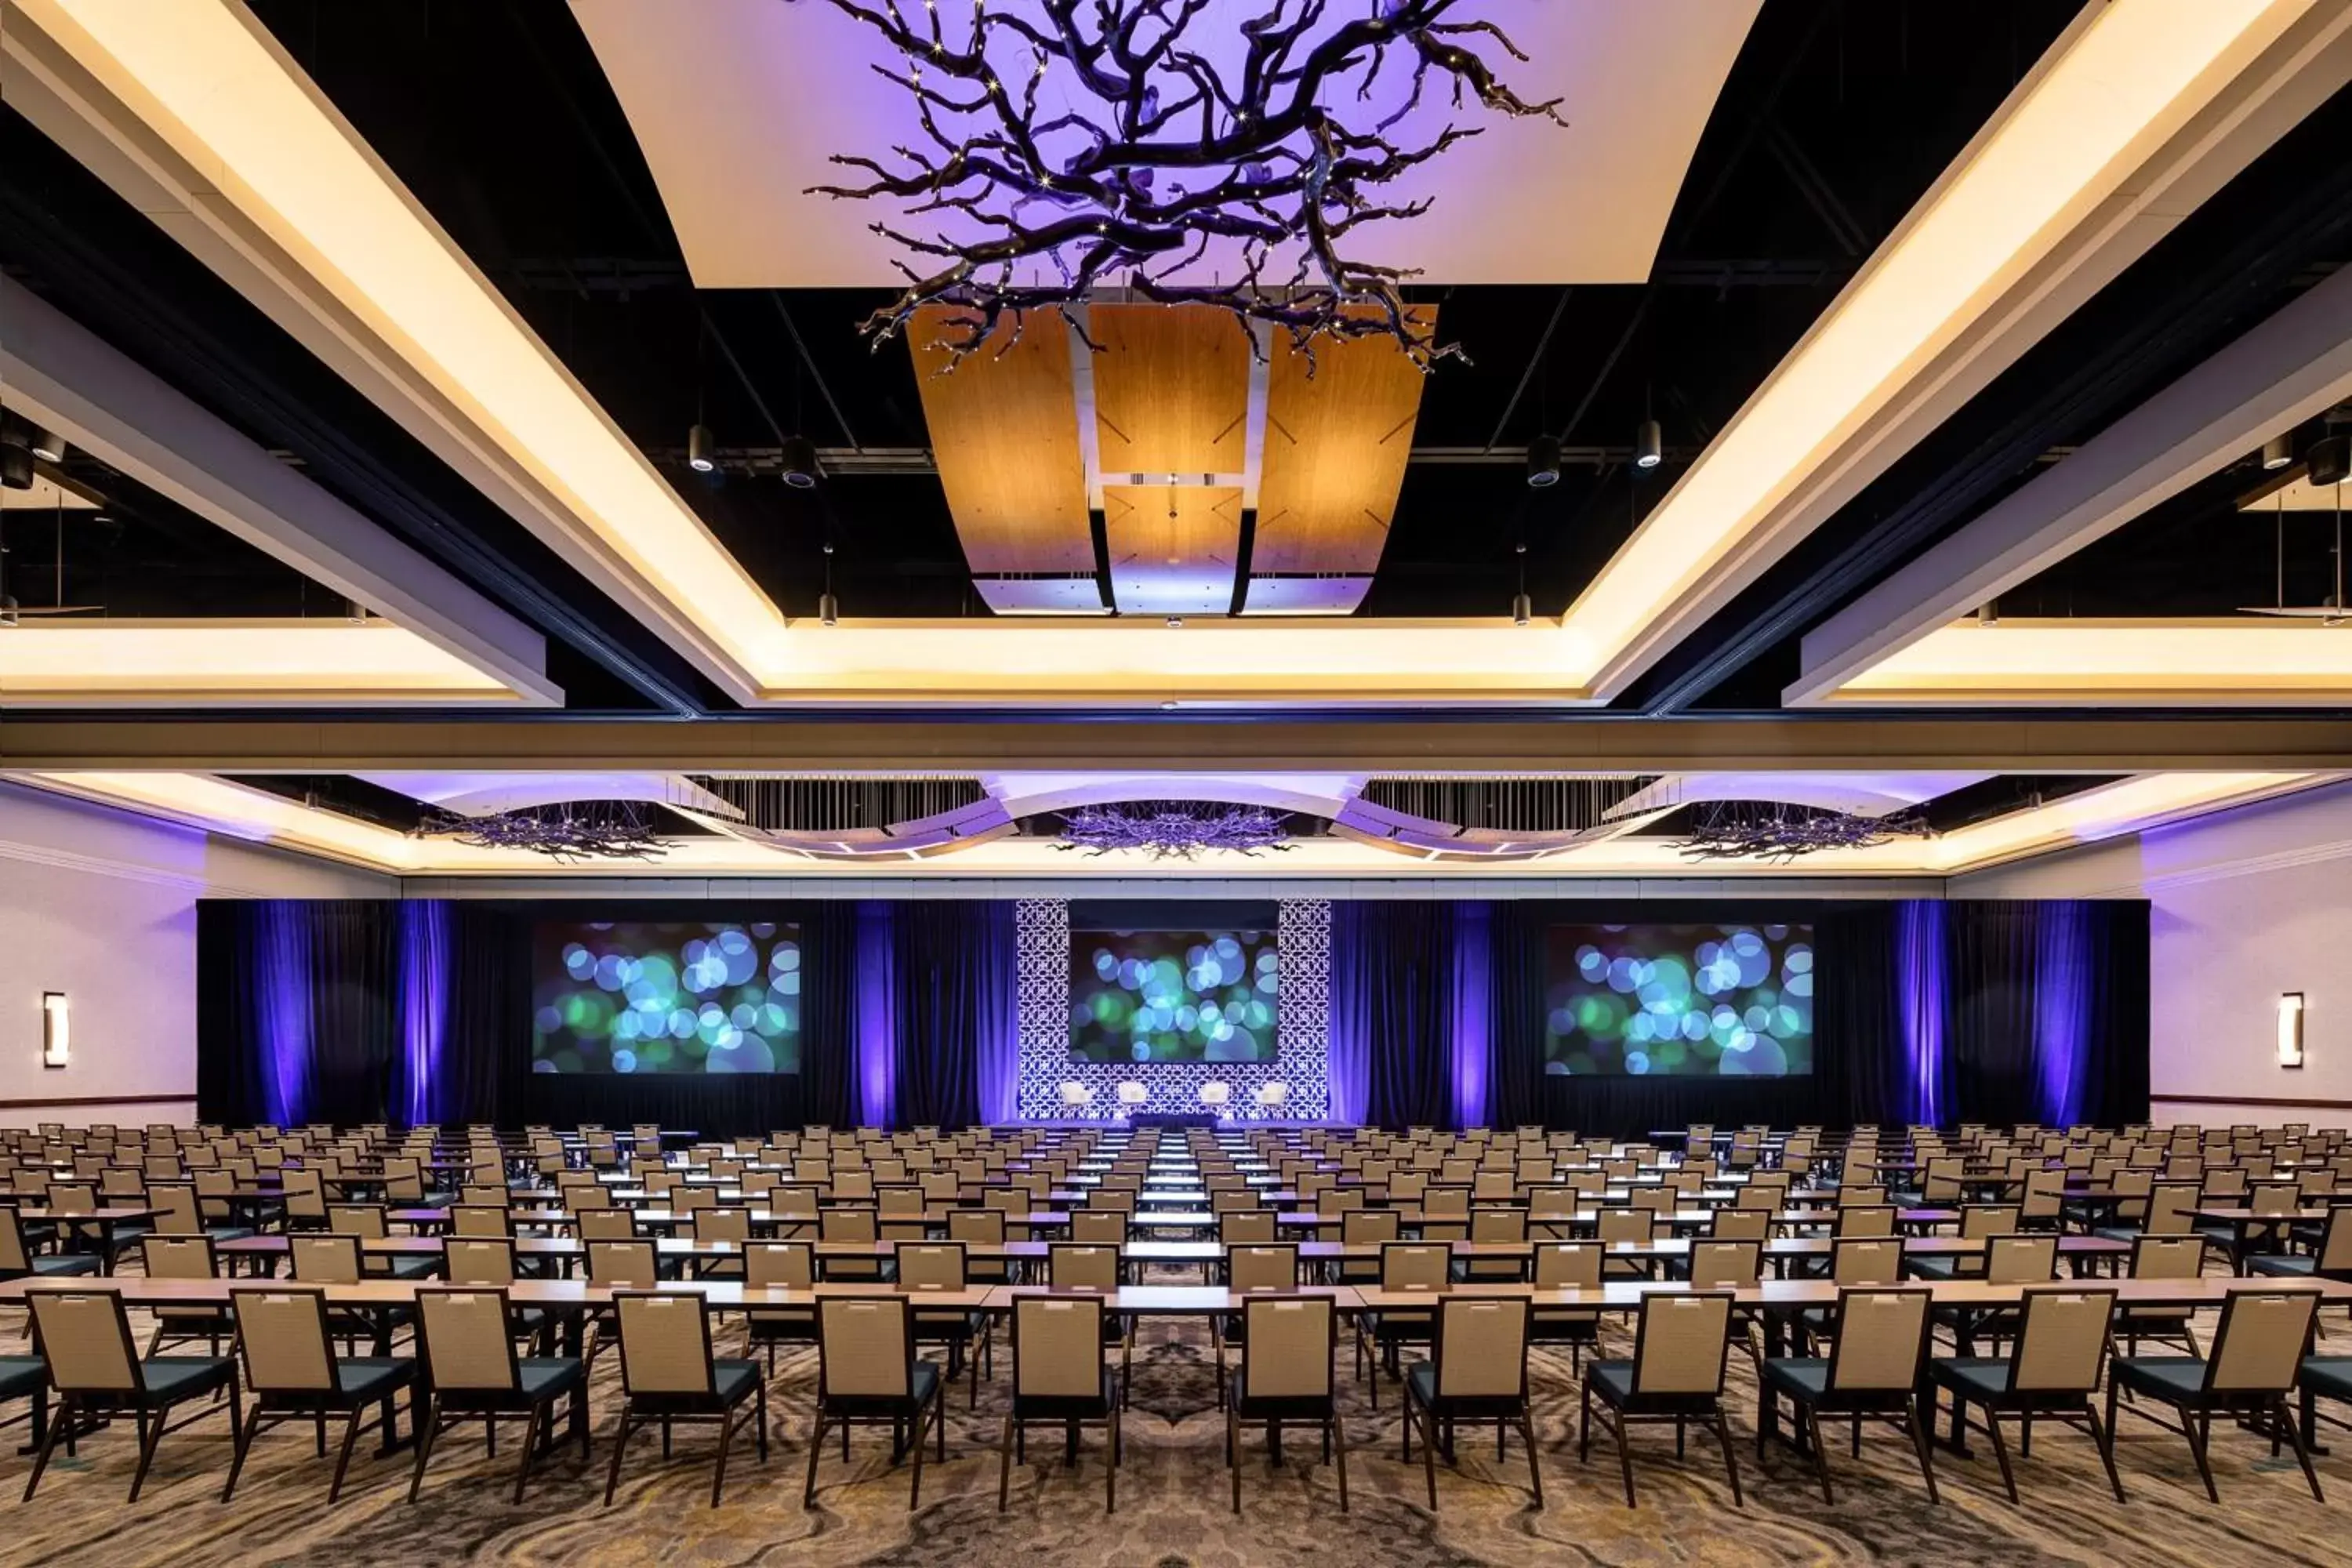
[532,920,802,1075]
[1069,905,1280,1064]
[1544,922,1814,1077]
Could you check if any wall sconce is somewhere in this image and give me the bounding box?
[2278,992,2305,1069]
[41,992,69,1069]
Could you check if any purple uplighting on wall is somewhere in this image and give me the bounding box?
[1450,902,1492,1130]
[2034,900,2089,1127]
[854,901,896,1129]
[1895,899,1947,1127]
[395,900,451,1126]
[256,899,313,1127]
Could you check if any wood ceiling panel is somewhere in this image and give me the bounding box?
[1091,305,1251,477]
[1104,485,1243,614]
[1252,307,1436,575]
[908,305,1093,574]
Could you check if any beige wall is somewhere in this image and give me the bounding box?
[0,782,394,1128]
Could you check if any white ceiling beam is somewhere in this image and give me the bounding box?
[1788,257,2352,706]
[0,276,560,705]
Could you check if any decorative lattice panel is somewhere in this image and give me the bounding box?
[1014,898,1330,1120]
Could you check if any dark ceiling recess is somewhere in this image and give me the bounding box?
[1357,777,1657,833]
[689,777,988,833]
[238,0,2072,626]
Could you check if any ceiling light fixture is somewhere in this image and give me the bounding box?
[2263,433,2296,470]
[1526,434,1563,490]
[811,0,1565,368]
[0,447,31,491]
[687,421,717,473]
[416,800,673,862]
[2310,434,2350,489]
[1056,802,1290,860]
[781,434,820,490]
[27,426,66,465]
[1678,800,1935,863]
[1635,417,1663,471]
[818,539,839,625]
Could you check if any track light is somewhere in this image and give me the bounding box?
[0,445,31,491]
[2310,435,2350,489]
[1512,591,1531,626]
[2263,434,2295,471]
[1635,417,1663,470]
[27,426,64,464]
[687,422,717,473]
[1525,434,1561,489]
[818,591,839,626]
[782,434,821,490]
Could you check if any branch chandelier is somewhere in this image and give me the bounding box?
[1057,802,1292,858]
[805,0,1566,368]
[1677,802,1936,865]
[417,802,675,863]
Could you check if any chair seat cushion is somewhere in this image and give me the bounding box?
[1928,1356,2010,1401]
[1760,1357,1831,1402]
[2300,1356,2352,1402]
[2090,1225,2142,1243]
[2249,1254,2316,1277]
[140,1355,236,1401]
[335,1357,417,1402]
[1906,1256,1962,1281]
[32,1254,100,1278]
[517,1357,586,1399]
[1584,1360,1635,1406]
[385,1256,441,1281]
[713,1359,761,1405]
[0,1356,47,1402]
[2111,1355,2209,1402]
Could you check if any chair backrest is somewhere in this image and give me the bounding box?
[1470,1207,1527,1245]
[692,1207,751,1245]
[445,1236,517,1286]
[1013,1294,1107,1399]
[1827,1287,1933,1392]
[2320,1205,2352,1271]
[1048,1243,1120,1290]
[1689,1238,1762,1287]
[1597,1207,1654,1245]
[1709,1207,1769,1242]
[142,1234,216,1281]
[1960,1203,2020,1240]
[818,1296,915,1399]
[2146,1181,2201,1234]
[1218,1209,1276,1244]
[416,1288,522,1392]
[147,1183,202,1235]
[1432,1297,1529,1399]
[232,1287,337,1392]
[0,1207,31,1272]
[2207,1290,2321,1392]
[746,1240,815,1290]
[615,1291,718,1396]
[452,1204,512,1238]
[2252,1181,2301,1218]
[589,1239,659,1288]
[1240,1296,1334,1398]
[947,1207,1007,1247]
[1632,1292,1734,1396]
[290,1232,363,1285]
[2129,1232,2205,1281]
[898,1242,967,1293]
[1228,1243,1298,1292]
[1835,1204,1895,1238]
[1533,1241,1602,1289]
[1831,1236,1905,1286]
[462,1184,510,1209]
[579,1207,638,1240]
[822,1207,880,1243]
[1984,1233,2059,1284]
[1340,1208,1399,1247]
[1379,1240,1451,1292]
[28,1290,141,1392]
[2009,1287,2116,1392]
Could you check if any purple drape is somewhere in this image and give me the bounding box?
[1895,899,1947,1127]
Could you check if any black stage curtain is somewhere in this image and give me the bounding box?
[1944,899,2151,1128]
[197,899,399,1126]
[1334,900,1457,1129]
[795,901,861,1130]
[1486,903,1548,1131]
[889,900,1015,1131]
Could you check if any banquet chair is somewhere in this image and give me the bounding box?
[1405,1296,1540,1511]
[1758,1287,1937,1504]
[1926,1285,2125,1504]
[1225,1294,1345,1512]
[806,1296,945,1511]
[223,1286,416,1504]
[25,1287,242,1502]
[408,1287,588,1504]
[1357,1242,1450,1402]
[1530,1242,1604,1370]
[998,1293,1120,1513]
[140,1234,231,1356]
[604,1290,768,1507]
[742,1241,819,1370]
[2107,1288,2323,1503]
[1581,1291,1741,1509]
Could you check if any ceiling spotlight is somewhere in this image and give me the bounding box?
[2310,434,2350,489]
[0,445,31,491]
[1635,418,1663,470]
[1165,615,1184,629]
[344,597,370,624]
[687,422,717,473]
[1525,434,1562,489]
[782,434,821,489]
[2262,434,2295,471]
[27,426,65,464]
[0,596,17,629]
[818,590,839,626]
[1512,590,1532,626]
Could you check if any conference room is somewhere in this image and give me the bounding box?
[7,2,2352,1564]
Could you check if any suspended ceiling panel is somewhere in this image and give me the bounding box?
[1105,485,1243,615]
[1242,575,1376,615]
[971,577,1110,615]
[1091,306,1251,479]
[572,0,1759,287]
[1252,307,1436,580]
[906,305,1094,575]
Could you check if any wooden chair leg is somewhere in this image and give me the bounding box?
[2085,1403,2125,1504]
[909,1405,928,1512]
[406,1396,442,1503]
[1984,1412,2020,1505]
[1611,1407,1637,1508]
[1228,1399,1243,1512]
[1803,1406,1834,1504]
[328,1407,364,1504]
[604,1411,632,1506]
[1420,1403,1440,1511]
[2276,1396,2325,1504]
[1333,1410,1351,1513]
[1906,1396,1941,1505]
[996,1414,1014,1512]
[2182,1406,2220,1504]
[803,1414,826,1509]
[1106,1406,1119,1514]
[221,1403,260,1504]
[1714,1412,1743,1509]
[511,1406,542,1505]
[1519,1413,1544,1509]
[711,1407,737,1508]
[24,1394,71,1502]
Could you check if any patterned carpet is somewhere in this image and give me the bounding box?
[0,1277,2342,1568]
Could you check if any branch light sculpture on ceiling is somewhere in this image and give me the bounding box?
[1677,801,1935,865]
[804,0,1566,368]
[1057,802,1290,859]
[416,801,675,863]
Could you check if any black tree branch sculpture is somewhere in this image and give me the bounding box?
[801,0,1566,369]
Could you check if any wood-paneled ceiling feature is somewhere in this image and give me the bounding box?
[1091,305,1253,478]
[906,305,1093,574]
[1103,484,1243,615]
[1251,307,1436,589]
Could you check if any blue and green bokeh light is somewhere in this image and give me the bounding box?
[1544,923,1813,1077]
[532,921,800,1075]
[1069,928,1279,1064]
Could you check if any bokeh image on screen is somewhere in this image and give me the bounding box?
[532,920,801,1074]
[1543,922,1813,1076]
[1069,928,1279,1063]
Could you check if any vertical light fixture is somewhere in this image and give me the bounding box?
[41,992,70,1069]
[2278,991,2306,1068]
